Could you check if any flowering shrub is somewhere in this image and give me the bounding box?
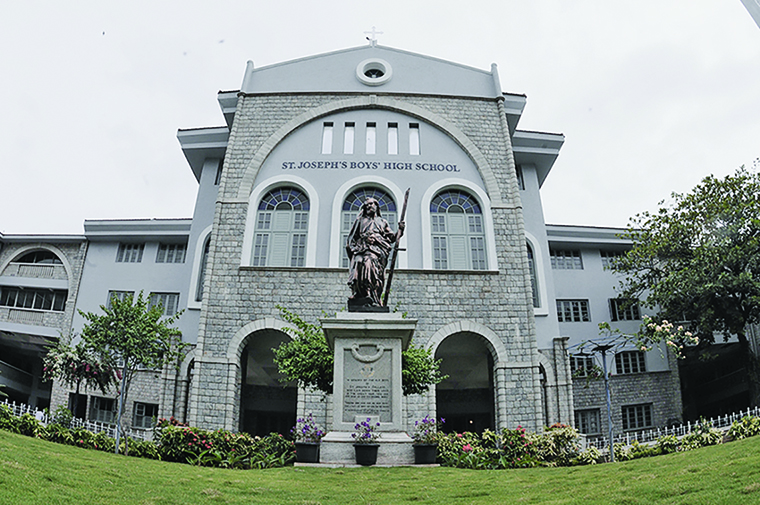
[352,418,381,444]
[637,316,699,358]
[291,413,325,443]
[727,416,760,441]
[438,428,538,469]
[527,423,580,467]
[411,415,443,445]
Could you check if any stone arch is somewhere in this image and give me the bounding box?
[0,244,75,290]
[226,317,296,364]
[536,351,555,385]
[426,320,508,364]
[235,96,503,205]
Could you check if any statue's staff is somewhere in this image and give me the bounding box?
[382,188,409,307]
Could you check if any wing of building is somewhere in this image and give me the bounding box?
[0,44,689,440]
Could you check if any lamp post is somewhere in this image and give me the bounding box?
[593,343,615,462]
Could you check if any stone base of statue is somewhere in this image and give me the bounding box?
[347,296,390,313]
[319,312,417,465]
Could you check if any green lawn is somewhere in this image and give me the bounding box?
[1,430,760,505]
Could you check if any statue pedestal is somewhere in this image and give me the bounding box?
[320,312,417,465]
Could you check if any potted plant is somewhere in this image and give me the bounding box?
[291,413,325,463]
[352,418,381,466]
[411,415,442,464]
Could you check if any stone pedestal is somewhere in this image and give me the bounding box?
[320,312,417,465]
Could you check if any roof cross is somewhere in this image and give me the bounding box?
[364,26,383,47]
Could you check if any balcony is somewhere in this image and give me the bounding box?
[2,262,67,281]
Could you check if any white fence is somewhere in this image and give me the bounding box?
[1,399,151,441]
[584,406,760,449]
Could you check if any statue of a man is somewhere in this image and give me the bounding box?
[346,198,405,308]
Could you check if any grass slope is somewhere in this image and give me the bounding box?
[2,430,760,505]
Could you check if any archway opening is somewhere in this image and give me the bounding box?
[435,331,495,433]
[239,329,296,437]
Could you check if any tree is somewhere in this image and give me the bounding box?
[42,332,117,416]
[272,306,447,396]
[79,291,187,453]
[614,166,760,398]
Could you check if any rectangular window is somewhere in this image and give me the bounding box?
[622,403,653,430]
[0,287,67,312]
[468,215,483,233]
[293,212,308,231]
[409,123,420,155]
[365,122,376,155]
[133,402,158,429]
[470,237,486,270]
[256,212,272,230]
[550,249,583,269]
[387,122,398,155]
[116,243,144,263]
[556,299,590,322]
[321,122,333,154]
[433,236,448,269]
[610,298,641,321]
[156,243,187,264]
[575,409,601,435]
[343,122,355,154]
[149,292,180,316]
[570,355,596,376]
[107,290,134,308]
[252,234,269,266]
[527,245,539,308]
[615,351,646,374]
[290,234,306,267]
[516,165,525,190]
[600,250,625,269]
[89,396,116,424]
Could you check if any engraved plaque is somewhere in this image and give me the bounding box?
[342,344,393,422]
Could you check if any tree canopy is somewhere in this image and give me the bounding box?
[614,166,760,348]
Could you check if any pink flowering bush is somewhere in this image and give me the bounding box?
[637,316,699,358]
[438,427,539,469]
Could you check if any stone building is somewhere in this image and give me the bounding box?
[1,44,683,440]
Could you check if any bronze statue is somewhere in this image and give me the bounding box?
[346,197,405,310]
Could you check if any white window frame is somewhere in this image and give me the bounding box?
[116,243,144,263]
[610,298,641,321]
[615,351,646,374]
[133,402,159,429]
[575,409,601,435]
[89,396,116,425]
[556,299,590,322]
[149,292,180,316]
[622,403,653,431]
[550,249,583,270]
[156,243,187,264]
[187,226,212,310]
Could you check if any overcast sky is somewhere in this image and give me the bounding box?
[1,1,758,235]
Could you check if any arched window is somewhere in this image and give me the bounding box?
[341,187,397,268]
[527,243,539,308]
[195,237,210,302]
[252,187,309,267]
[16,250,62,265]
[430,189,486,270]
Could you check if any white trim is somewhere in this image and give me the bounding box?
[355,58,393,86]
[420,179,498,271]
[525,231,549,316]
[240,176,320,267]
[328,176,407,269]
[187,225,212,310]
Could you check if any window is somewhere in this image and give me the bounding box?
[343,122,355,154]
[365,122,376,154]
[570,355,596,376]
[527,243,539,307]
[409,123,420,155]
[622,404,653,430]
[252,187,309,267]
[550,249,582,269]
[214,160,223,185]
[516,165,525,190]
[196,237,210,302]
[116,243,144,263]
[107,290,134,308]
[387,123,398,155]
[156,243,187,263]
[0,287,67,312]
[575,409,601,435]
[610,298,641,321]
[341,188,397,268]
[133,402,158,429]
[149,292,180,316]
[600,250,625,269]
[321,122,333,154]
[16,250,62,264]
[615,351,646,374]
[89,396,116,424]
[430,190,487,270]
[556,300,590,322]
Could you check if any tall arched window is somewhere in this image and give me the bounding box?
[341,187,397,268]
[252,187,309,267]
[430,189,486,270]
[527,243,539,308]
[195,237,210,302]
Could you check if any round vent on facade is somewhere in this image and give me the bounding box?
[356,58,392,86]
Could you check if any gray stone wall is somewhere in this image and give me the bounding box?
[188,91,543,433]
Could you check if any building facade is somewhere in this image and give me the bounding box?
[0,44,682,440]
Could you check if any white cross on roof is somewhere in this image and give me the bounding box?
[364,26,383,46]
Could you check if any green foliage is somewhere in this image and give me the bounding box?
[615,166,760,348]
[573,446,602,465]
[0,404,18,433]
[291,413,325,443]
[411,415,442,445]
[272,306,334,394]
[527,424,580,467]
[42,332,117,395]
[50,405,73,427]
[438,427,539,469]
[655,434,680,454]
[727,415,760,441]
[16,413,43,437]
[680,420,723,451]
[273,306,447,396]
[401,344,447,395]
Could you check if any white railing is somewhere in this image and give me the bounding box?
[3,263,66,280]
[585,406,760,449]
[0,399,150,441]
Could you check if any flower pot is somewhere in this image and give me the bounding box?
[353,443,380,466]
[413,444,438,464]
[294,442,320,463]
